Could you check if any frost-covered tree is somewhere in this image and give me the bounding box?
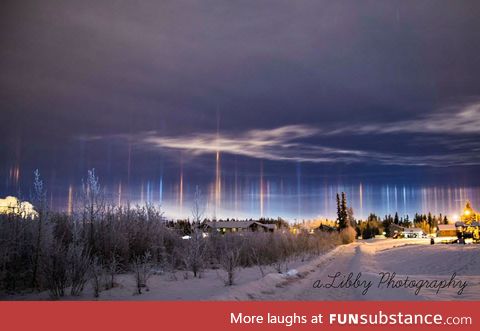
[132,251,152,294]
[81,169,105,253]
[182,186,207,277]
[31,169,48,289]
[219,237,242,286]
[347,207,355,227]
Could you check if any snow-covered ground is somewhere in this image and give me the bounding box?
[216,239,480,301]
[7,239,480,301]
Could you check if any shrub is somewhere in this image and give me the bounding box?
[339,226,356,244]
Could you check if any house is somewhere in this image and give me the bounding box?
[315,224,337,233]
[0,196,38,218]
[390,224,426,238]
[389,223,404,238]
[204,221,276,233]
[437,224,457,237]
[402,227,425,238]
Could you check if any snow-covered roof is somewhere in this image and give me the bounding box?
[205,221,255,229]
[403,227,423,233]
[204,221,276,230]
[437,224,456,231]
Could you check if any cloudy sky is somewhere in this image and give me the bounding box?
[1,1,480,216]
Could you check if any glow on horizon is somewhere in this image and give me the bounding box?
[21,168,479,221]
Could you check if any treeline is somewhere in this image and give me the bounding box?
[355,212,449,239]
[0,170,353,298]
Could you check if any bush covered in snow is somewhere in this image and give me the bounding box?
[339,226,357,244]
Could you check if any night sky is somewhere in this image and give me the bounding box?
[1,1,480,219]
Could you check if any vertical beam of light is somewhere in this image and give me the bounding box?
[214,108,221,219]
[386,185,390,214]
[140,182,144,204]
[159,176,163,205]
[15,166,20,186]
[448,187,452,213]
[259,161,264,218]
[440,188,445,215]
[179,163,184,217]
[234,159,238,216]
[118,182,122,206]
[13,135,21,188]
[323,182,328,219]
[456,187,463,210]
[403,186,407,216]
[147,181,151,204]
[67,185,73,216]
[394,186,398,212]
[329,185,334,219]
[460,187,464,209]
[359,182,363,220]
[267,180,271,218]
[422,187,427,213]
[412,187,416,213]
[9,165,21,187]
[250,180,254,217]
[296,162,301,220]
[127,142,132,186]
[215,151,221,217]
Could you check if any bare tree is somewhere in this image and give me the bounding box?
[182,186,207,278]
[90,256,105,298]
[105,255,119,290]
[31,169,47,289]
[249,235,271,277]
[42,241,68,299]
[68,242,91,296]
[219,237,242,286]
[191,186,205,224]
[81,169,105,253]
[132,251,153,294]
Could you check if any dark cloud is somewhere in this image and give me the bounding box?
[1,0,480,192]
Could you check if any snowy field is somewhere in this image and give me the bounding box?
[7,239,480,301]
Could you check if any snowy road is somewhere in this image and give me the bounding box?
[218,239,480,301]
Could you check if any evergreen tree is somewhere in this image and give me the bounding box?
[347,207,355,227]
[427,212,433,233]
[403,215,412,228]
[382,215,393,237]
[336,192,348,230]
